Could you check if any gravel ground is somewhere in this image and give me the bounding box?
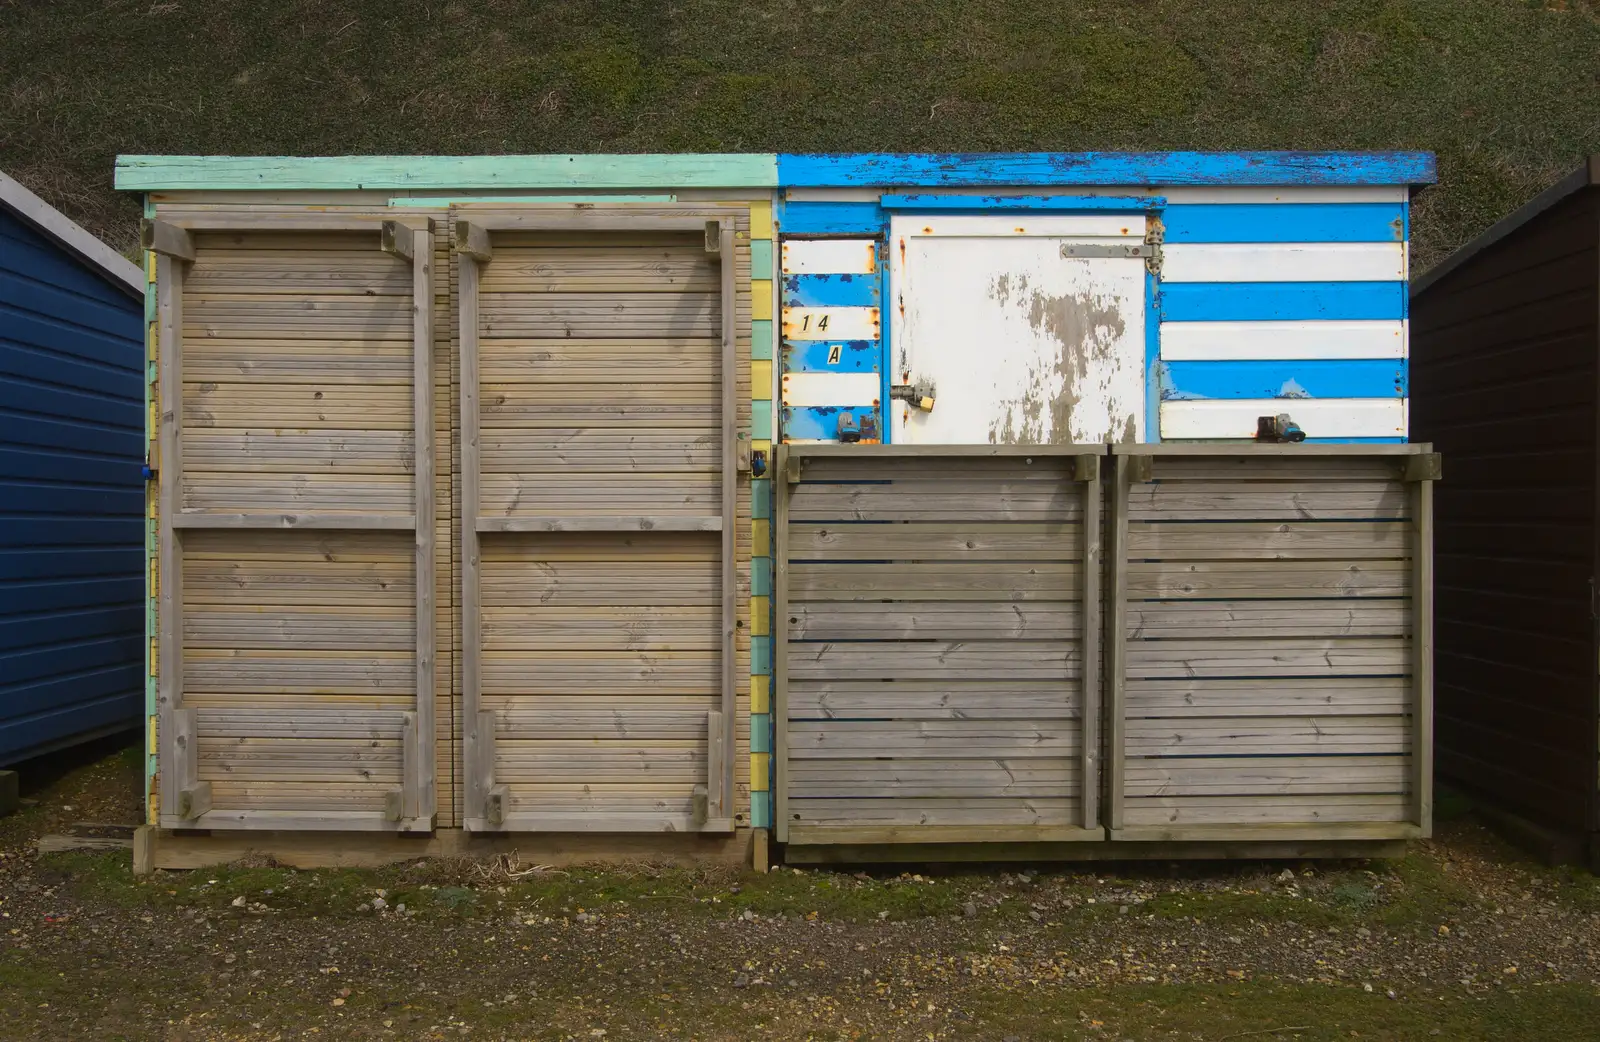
[3,742,1599,1041]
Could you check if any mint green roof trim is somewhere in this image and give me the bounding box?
[390,194,676,207]
[115,154,779,191]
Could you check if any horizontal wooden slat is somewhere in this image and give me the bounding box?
[194,708,408,739]
[182,339,412,383]
[1125,715,1409,756]
[482,651,717,694]
[492,742,704,783]
[1124,677,1409,716]
[787,721,1080,758]
[1127,520,1408,560]
[795,458,1076,483]
[788,522,1080,561]
[480,400,723,428]
[183,549,414,606]
[1126,601,1409,639]
[786,681,1081,720]
[183,383,413,429]
[479,474,718,516]
[186,610,413,651]
[184,430,413,474]
[480,561,717,607]
[788,641,1080,680]
[790,562,1081,601]
[480,245,717,290]
[1126,560,1409,599]
[479,532,722,562]
[481,292,719,337]
[1125,637,1409,678]
[478,428,718,469]
[789,797,1079,826]
[480,339,720,382]
[788,602,1079,640]
[1146,457,1407,482]
[190,231,387,251]
[184,650,414,695]
[187,249,411,294]
[1121,794,1411,826]
[1124,756,1407,796]
[1127,483,1408,520]
[483,606,717,650]
[184,294,412,339]
[790,483,1082,522]
[183,473,413,513]
[789,761,1079,798]
[484,707,717,740]
[477,515,723,533]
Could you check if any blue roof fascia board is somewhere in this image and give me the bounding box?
[779,152,1437,188]
[115,154,781,191]
[880,194,1165,211]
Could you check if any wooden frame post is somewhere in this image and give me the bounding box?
[1105,452,1139,833]
[458,226,489,829]
[406,225,437,828]
[773,444,793,843]
[1076,453,1102,831]
[714,220,738,828]
[1408,451,1436,835]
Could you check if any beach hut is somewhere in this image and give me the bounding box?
[116,152,1437,868]
[0,171,145,775]
[1410,156,1600,866]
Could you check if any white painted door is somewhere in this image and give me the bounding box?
[889,215,1148,445]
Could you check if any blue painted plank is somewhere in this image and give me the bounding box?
[2,577,143,614]
[750,240,774,280]
[782,273,879,308]
[0,269,144,341]
[776,201,884,235]
[0,446,141,486]
[778,152,1437,187]
[1,309,145,373]
[0,547,141,581]
[752,558,772,598]
[0,214,141,307]
[1162,203,1407,243]
[0,482,144,515]
[0,379,143,429]
[0,604,142,652]
[1161,359,1408,400]
[4,634,143,686]
[782,339,881,373]
[116,154,781,190]
[882,194,1164,211]
[751,319,774,362]
[752,636,773,676]
[0,518,142,546]
[752,406,773,441]
[1159,282,1407,322]
[0,682,142,762]
[749,790,772,828]
[751,479,772,520]
[0,412,142,457]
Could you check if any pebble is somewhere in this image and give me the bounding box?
[371,897,388,912]
[358,903,371,913]
[741,910,754,921]
[1276,869,1295,883]
[733,974,749,989]
[395,903,406,914]
[230,896,246,908]
[962,902,977,918]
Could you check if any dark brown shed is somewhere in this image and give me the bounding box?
[1410,156,1600,866]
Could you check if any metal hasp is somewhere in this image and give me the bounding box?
[1255,414,1307,443]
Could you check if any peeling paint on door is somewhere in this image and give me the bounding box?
[889,215,1147,444]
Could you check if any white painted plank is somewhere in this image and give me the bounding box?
[898,215,1145,238]
[782,239,877,274]
[1161,243,1407,283]
[1160,320,1407,361]
[781,306,880,341]
[1160,399,1407,440]
[781,372,882,407]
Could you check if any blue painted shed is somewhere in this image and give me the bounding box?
[0,170,146,764]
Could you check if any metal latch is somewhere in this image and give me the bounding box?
[1059,243,1152,260]
[890,381,936,412]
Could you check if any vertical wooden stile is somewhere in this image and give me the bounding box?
[1105,453,1135,832]
[1412,466,1435,834]
[773,445,792,843]
[717,221,738,825]
[155,253,186,817]
[1079,454,1101,831]
[458,241,486,827]
[410,225,437,825]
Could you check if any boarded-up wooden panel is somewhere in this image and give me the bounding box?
[778,450,1101,844]
[1108,450,1428,839]
[462,206,751,833]
[155,217,435,832]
